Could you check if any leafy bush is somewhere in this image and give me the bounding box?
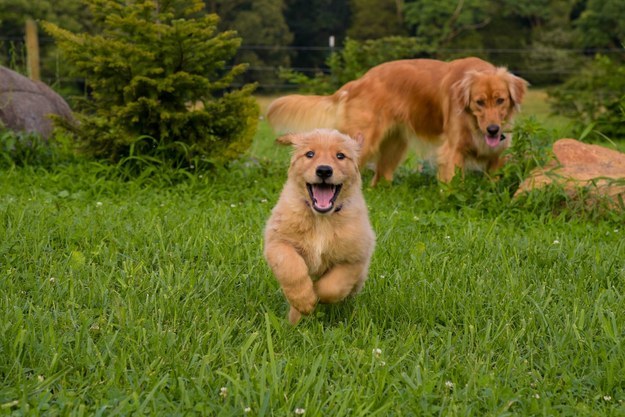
[42,0,259,168]
[428,117,555,209]
[280,36,432,94]
[0,128,75,168]
[548,55,625,140]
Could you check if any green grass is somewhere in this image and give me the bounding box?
[1,114,625,416]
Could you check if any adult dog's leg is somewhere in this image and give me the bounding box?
[372,132,409,186]
[487,155,505,175]
[264,241,317,324]
[314,262,368,304]
[436,140,464,182]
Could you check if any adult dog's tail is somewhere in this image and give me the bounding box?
[266,93,344,134]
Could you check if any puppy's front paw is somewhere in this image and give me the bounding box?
[288,306,302,325]
[286,289,318,318]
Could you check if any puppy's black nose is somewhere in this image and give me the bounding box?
[316,165,333,179]
[486,124,500,136]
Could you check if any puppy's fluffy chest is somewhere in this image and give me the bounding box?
[299,218,346,276]
[272,205,370,278]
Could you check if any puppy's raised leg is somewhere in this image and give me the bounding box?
[264,241,318,324]
[314,262,369,304]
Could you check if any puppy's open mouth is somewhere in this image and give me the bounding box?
[306,183,342,213]
[484,133,506,148]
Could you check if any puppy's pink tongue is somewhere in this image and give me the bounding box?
[313,185,334,209]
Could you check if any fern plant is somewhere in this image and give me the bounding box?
[43,0,259,167]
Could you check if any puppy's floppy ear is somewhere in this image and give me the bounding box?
[506,72,529,109]
[276,133,299,146]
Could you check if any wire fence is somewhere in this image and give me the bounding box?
[2,36,625,91]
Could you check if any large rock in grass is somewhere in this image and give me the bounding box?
[0,65,74,139]
[516,138,625,208]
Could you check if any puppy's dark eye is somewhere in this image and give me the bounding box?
[496,98,505,105]
[305,151,315,158]
[476,99,485,107]
[336,152,345,160]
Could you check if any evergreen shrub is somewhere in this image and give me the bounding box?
[43,0,259,168]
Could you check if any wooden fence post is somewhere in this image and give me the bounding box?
[25,18,40,81]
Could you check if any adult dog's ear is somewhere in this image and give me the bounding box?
[352,132,364,149]
[507,73,529,110]
[452,72,475,111]
[276,133,299,146]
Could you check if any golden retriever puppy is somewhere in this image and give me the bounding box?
[264,129,375,324]
[267,57,529,185]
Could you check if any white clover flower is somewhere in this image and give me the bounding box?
[533,393,540,399]
[49,277,56,283]
[294,408,305,415]
[603,395,612,401]
[244,407,252,413]
[445,381,454,389]
[230,204,237,208]
[553,240,560,244]
[219,387,228,398]
[96,201,103,207]
[372,348,382,357]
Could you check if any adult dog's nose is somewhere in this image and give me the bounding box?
[486,124,500,136]
[316,165,333,179]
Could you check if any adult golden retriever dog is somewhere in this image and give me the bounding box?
[264,129,375,324]
[267,57,529,185]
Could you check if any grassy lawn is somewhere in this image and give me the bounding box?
[1,94,624,415]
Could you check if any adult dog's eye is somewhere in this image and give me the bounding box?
[336,152,345,160]
[496,98,505,105]
[305,151,315,158]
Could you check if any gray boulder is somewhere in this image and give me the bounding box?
[0,65,74,139]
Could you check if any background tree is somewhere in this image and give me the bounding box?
[0,0,91,86]
[575,0,625,51]
[348,0,407,40]
[403,0,491,50]
[43,0,259,167]
[284,0,350,72]
[280,36,432,93]
[497,0,581,84]
[208,0,293,92]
